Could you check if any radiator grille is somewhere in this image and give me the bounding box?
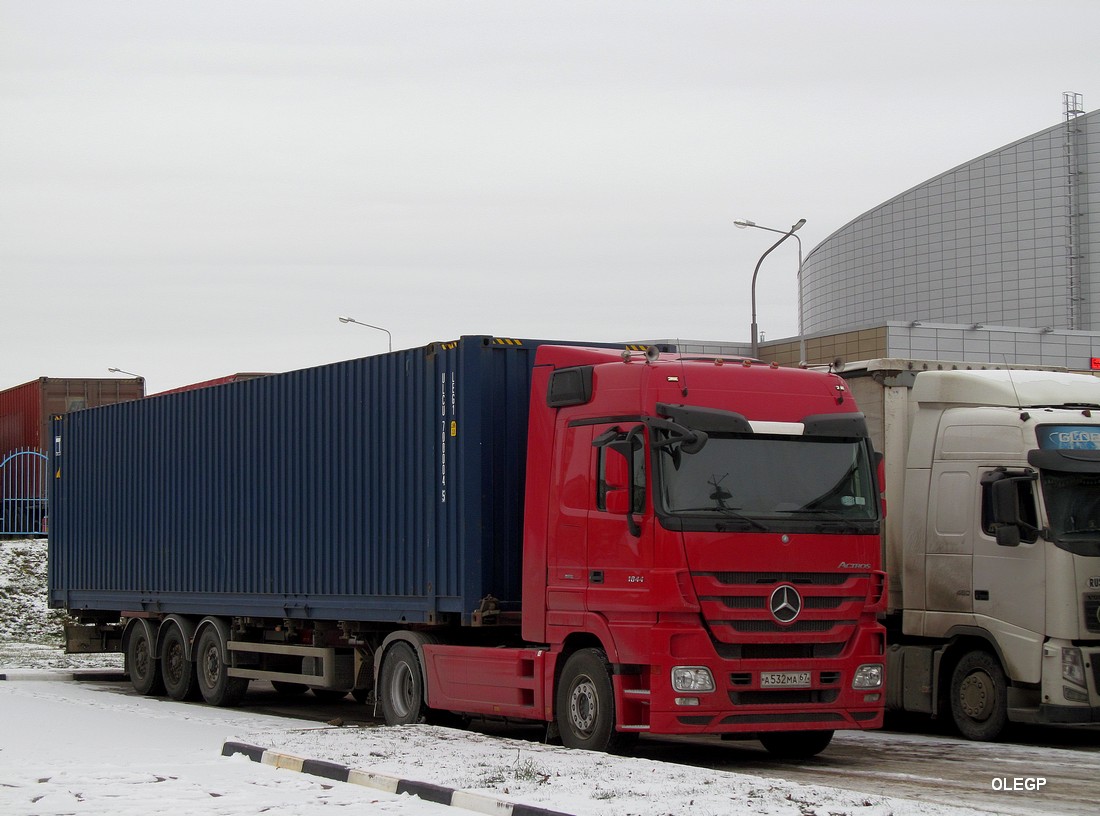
[1084,593,1100,634]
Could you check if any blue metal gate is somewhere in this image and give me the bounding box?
[1,448,48,536]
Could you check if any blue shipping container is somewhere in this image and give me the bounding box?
[49,336,551,624]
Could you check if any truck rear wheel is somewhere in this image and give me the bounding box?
[125,623,164,696]
[161,624,199,701]
[195,627,249,707]
[949,650,1008,741]
[759,729,834,759]
[379,641,426,725]
[556,648,631,753]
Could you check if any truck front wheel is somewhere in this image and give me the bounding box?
[379,642,426,725]
[556,648,630,753]
[949,650,1008,741]
[195,627,249,707]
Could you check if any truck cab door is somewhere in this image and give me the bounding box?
[586,424,653,614]
[974,468,1045,637]
[544,422,592,618]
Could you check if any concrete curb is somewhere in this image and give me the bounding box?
[222,740,573,816]
[0,669,128,682]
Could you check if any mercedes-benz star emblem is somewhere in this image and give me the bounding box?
[769,584,802,624]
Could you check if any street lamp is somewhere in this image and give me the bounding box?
[736,218,806,361]
[107,367,142,378]
[337,316,392,352]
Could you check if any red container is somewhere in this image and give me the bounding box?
[0,378,146,455]
[150,373,269,397]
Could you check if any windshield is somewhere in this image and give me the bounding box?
[1038,470,1100,556]
[656,432,878,530]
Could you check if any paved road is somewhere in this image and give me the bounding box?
[78,678,1100,815]
[635,725,1100,816]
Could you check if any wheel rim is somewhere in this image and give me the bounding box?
[165,641,184,684]
[568,675,598,736]
[389,661,414,719]
[959,670,995,721]
[133,636,151,680]
[201,642,220,688]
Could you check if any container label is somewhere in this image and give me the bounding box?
[440,371,457,503]
[440,373,448,503]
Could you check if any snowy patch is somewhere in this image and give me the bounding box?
[0,538,123,671]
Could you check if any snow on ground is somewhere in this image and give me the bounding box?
[0,537,121,671]
[0,538,1045,815]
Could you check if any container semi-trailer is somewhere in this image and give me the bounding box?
[51,336,887,756]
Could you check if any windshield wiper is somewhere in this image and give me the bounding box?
[670,506,769,531]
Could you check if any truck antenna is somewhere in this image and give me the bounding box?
[1001,355,1024,409]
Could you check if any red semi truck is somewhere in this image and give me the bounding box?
[52,338,886,757]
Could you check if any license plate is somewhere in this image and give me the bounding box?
[760,671,812,688]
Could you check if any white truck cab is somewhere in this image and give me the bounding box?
[843,360,1100,739]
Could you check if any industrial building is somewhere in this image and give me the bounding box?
[733,94,1100,371]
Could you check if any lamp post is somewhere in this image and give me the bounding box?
[736,218,806,361]
[107,367,142,378]
[337,316,392,352]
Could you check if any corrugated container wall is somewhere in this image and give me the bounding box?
[0,377,145,455]
[49,338,540,625]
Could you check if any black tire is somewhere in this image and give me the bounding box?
[195,627,249,707]
[271,681,310,696]
[379,642,426,726]
[950,650,1008,741]
[125,623,164,696]
[555,648,631,752]
[160,624,199,701]
[759,729,834,759]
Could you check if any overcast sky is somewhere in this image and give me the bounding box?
[2,1,1097,393]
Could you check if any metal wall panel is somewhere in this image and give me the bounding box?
[49,338,542,624]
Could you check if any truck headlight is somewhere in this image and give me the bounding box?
[1062,647,1086,687]
[671,666,715,692]
[852,663,884,689]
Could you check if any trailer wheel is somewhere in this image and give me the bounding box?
[758,729,834,759]
[125,624,164,696]
[556,648,629,752]
[949,650,1008,741]
[161,625,199,701]
[195,627,249,707]
[379,642,426,725]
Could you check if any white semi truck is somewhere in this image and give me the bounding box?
[841,359,1100,739]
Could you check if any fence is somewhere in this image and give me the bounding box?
[1,448,48,536]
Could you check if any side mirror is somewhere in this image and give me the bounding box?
[989,478,1019,525]
[604,447,630,491]
[600,440,640,536]
[994,524,1021,547]
[989,478,1022,547]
